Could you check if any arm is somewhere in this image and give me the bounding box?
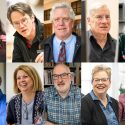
[81,96,92,125]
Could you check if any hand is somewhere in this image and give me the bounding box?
[35,52,44,63]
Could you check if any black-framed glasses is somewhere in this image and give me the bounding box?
[52,73,70,80]
[93,78,109,83]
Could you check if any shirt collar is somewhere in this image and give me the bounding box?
[55,34,73,46]
[90,90,112,103]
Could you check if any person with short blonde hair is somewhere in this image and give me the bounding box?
[81,64,119,125]
[7,65,45,125]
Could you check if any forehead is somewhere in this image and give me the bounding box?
[16,70,27,75]
[11,11,28,21]
[91,6,110,16]
[93,70,108,77]
[53,8,70,18]
[53,65,69,74]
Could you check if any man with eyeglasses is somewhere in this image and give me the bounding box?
[86,2,116,62]
[44,2,81,63]
[44,63,81,125]
[7,2,44,62]
[81,64,119,125]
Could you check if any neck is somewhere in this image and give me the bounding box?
[58,89,70,99]
[94,91,108,107]
[26,22,36,43]
[92,32,107,48]
[22,92,35,104]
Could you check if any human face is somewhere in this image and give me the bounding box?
[92,71,111,96]
[52,65,72,95]
[53,8,74,40]
[11,11,35,39]
[16,70,33,93]
[88,7,111,36]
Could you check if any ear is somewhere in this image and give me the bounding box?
[31,15,35,22]
[87,17,91,25]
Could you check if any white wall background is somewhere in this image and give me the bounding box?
[6,63,44,102]
[81,63,125,100]
[86,0,119,39]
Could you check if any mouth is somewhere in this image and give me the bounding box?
[20,83,27,88]
[96,86,105,89]
[21,29,27,33]
[57,83,65,87]
[58,28,66,31]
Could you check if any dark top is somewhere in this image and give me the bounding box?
[118,34,125,62]
[81,93,119,125]
[87,30,116,62]
[44,32,81,62]
[12,17,43,62]
[7,91,44,124]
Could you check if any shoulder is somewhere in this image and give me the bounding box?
[8,94,21,105]
[44,34,55,44]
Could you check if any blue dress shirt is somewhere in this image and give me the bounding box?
[0,90,6,125]
[90,90,119,125]
[53,34,76,62]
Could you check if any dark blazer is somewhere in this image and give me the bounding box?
[81,94,119,125]
[119,34,125,62]
[44,32,81,62]
[12,18,44,62]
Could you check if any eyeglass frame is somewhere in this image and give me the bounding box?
[52,73,71,80]
[12,16,30,28]
[93,14,110,21]
[53,17,72,23]
[92,78,110,83]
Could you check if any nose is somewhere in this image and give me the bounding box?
[98,80,103,84]
[101,16,108,23]
[58,19,64,25]
[58,75,63,82]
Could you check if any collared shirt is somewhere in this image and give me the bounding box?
[44,85,81,125]
[119,93,125,121]
[0,90,6,125]
[90,90,119,125]
[87,30,116,62]
[53,34,76,62]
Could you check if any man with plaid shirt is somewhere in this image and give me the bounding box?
[44,63,81,125]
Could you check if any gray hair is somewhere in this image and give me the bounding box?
[88,2,110,16]
[50,2,75,21]
[7,2,34,24]
[92,64,111,81]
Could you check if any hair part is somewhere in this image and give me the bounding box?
[13,65,42,93]
[7,2,34,24]
[50,2,75,21]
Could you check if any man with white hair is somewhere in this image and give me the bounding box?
[87,3,116,62]
[44,2,81,63]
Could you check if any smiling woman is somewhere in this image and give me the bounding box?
[81,64,119,125]
[6,65,45,125]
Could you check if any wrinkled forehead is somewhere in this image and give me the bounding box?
[89,6,110,16]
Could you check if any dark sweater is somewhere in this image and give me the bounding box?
[81,94,119,125]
